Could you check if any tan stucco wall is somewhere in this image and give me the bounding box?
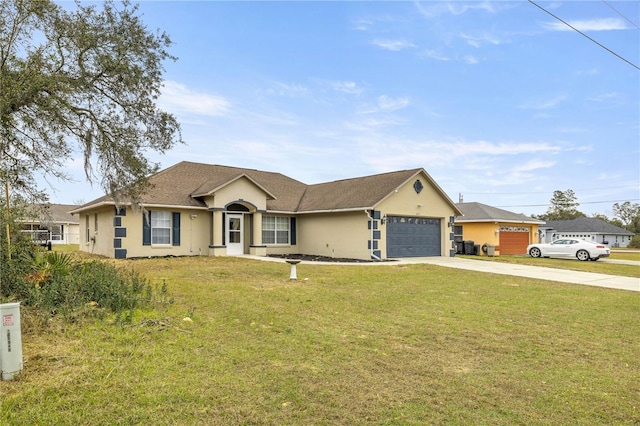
[66,223,80,245]
[457,222,499,255]
[79,206,210,258]
[376,172,457,258]
[79,206,115,256]
[296,211,371,259]
[204,177,268,211]
[122,208,210,258]
[457,222,540,256]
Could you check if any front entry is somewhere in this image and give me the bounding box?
[226,213,244,255]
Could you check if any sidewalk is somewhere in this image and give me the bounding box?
[246,255,640,292]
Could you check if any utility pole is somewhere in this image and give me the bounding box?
[5,182,10,260]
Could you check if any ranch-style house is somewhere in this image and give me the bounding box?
[70,161,463,261]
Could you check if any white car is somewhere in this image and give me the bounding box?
[527,239,610,261]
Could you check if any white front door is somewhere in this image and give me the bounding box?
[226,214,244,255]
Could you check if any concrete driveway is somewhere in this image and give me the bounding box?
[250,255,639,292]
[396,256,640,292]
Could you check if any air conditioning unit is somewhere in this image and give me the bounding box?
[0,302,23,380]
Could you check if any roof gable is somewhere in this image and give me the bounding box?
[73,162,459,214]
[296,169,421,212]
[73,162,308,212]
[191,173,277,200]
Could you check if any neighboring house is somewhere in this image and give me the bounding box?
[70,161,462,260]
[21,204,81,245]
[454,202,545,256]
[540,217,635,248]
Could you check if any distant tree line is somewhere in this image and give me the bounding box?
[533,189,640,235]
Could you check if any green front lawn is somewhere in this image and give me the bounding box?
[610,250,640,261]
[2,257,638,425]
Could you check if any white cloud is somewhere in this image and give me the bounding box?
[575,68,600,76]
[556,126,587,134]
[344,117,408,132]
[240,109,300,127]
[377,95,409,111]
[330,80,364,95]
[263,81,309,97]
[461,33,503,48]
[371,39,416,51]
[415,1,498,18]
[447,2,498,15]
[422,49,451,61]
[356,137,567,173]
[518,95,568,110]
[543,18,628,32]
[597,172,623,180]
[482,172,541,186]
[356,95,410,115]
[588,92,621,102]
[159,80,230,117]
[511,159,556,172]
[463,55,480,64]
[447,140,563,156]
[351,18,373,31]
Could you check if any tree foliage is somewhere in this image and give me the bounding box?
[536,189,586,221]
[612,201,640,234]
[0,0,182,203]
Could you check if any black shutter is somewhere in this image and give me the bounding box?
[172,212,181,246]
[222,213,226,245]
[143,211,151,245]
[290,217,297,245]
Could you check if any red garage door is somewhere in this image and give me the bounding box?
[499,229,530,255]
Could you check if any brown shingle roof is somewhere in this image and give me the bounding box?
[26,204,80,224]
[73,161,458,214]
[296,169,422,212]
[455,202,544,224]
[144,162,311,211]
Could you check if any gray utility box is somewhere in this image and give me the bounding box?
[1,302,23,380]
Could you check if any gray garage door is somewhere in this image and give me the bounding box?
[386,216,441,258]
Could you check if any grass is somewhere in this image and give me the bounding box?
[1,255,639,425]
[610,250,640,261]
[50,244,80,252]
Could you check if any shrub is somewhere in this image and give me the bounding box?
[627,234,640,249]
[62,261,152,313]
[2,249,158,321]
[1,202,162,323]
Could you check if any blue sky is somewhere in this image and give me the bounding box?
[51,1,639,218]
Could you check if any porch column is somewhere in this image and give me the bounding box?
[250,211,267,256]
[212,210,224,246]
[210,210,225,256]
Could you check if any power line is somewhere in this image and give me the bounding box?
[463,184,640,195]
[602,0,640,30]
[528,0,640,71]
[495,198,640,209]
